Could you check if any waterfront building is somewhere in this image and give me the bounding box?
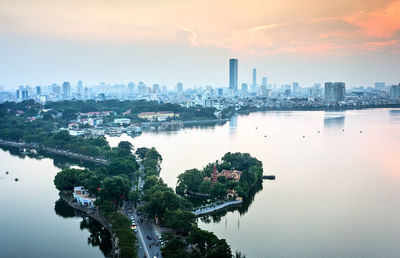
[229,58,238,92]
[390,84,400,100]
[325,82,346,102]
[73,186,96,207]
[114,118,131,124]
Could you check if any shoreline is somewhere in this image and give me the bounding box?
[0,139,108,165]
[58,192,117,258]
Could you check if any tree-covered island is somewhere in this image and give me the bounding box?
[176,152,264,204]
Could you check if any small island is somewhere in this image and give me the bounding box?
[176,152,264,215]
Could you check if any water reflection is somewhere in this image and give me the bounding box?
[389,109,400,123]
[199,183,263,224]
[0,145,97,170]
[323,113,345,129]
[54,199,112,257]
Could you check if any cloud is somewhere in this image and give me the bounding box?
[175,30,198,47]
[344,0,400,37]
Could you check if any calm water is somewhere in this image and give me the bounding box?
[107,109,400,258]
[0,150,111,258]
[1,109,400,258]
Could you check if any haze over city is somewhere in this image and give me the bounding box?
[1,0,400,89]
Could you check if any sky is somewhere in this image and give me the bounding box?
[0,0,400,90]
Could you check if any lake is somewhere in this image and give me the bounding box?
[1,108,400,258]
[108,109,400,258]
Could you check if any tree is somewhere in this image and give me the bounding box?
[164,209,197,233]
[128,190,140,205]
[135,147,149,159]
[118,141,133,153]
[176,169,204,194]
[99,176,131,207]
[54,168,88,191]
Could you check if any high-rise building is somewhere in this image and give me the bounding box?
[262,77,267,87]
[292,82,300,93]
[325,82,346,102]
[52,84,61,96]
[152,84,160,93]
[176,82,183,93]
[374,82,385,90]
[390,84,400,100]
[128,82,135,93]
[76,80,83,95]
[16,88,29,101]
[241,83,248,94]
[62,82,71,99]
[36,86,41,96]
[229,59,238,92]
[251,68,257,92]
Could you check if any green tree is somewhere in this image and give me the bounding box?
[164,209,197,233]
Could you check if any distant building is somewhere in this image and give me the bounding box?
[52,84,61,96]
[229,59,238,92]
[261,77,267,87]
[114,118,131,124]
[390,84,400,100]
[127,82,135,93]
[176,82,183,93]
[62,82,71,99]
[292,82,300,93]
[241,83,248,94]
[251,68,257,92]
[152,84,160,93]
[138,111,176,121]
[375,82,385,91]
[16,88,29,101]
[325,82,346,102]
[35,86,41,96]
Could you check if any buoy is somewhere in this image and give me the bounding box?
[6,171,9,175]
[14,178,18,182]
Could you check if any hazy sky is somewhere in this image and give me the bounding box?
[1,0,400,90]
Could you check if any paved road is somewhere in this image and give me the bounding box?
[122,161,162,258]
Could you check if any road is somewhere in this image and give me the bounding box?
[122,161,162,258]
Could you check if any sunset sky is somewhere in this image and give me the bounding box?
[1,0,399,89]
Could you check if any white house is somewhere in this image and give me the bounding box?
[114,118,131,125]
[73,186,96,207]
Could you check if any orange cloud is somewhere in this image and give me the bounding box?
[344,0,400,37]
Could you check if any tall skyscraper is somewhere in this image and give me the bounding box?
[325,82,346,102]
[251,68,257,92]
[229,59,238,92]
[62,81,71,99]
[76,80,83,95]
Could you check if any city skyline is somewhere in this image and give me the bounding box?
[1,0,400,89]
